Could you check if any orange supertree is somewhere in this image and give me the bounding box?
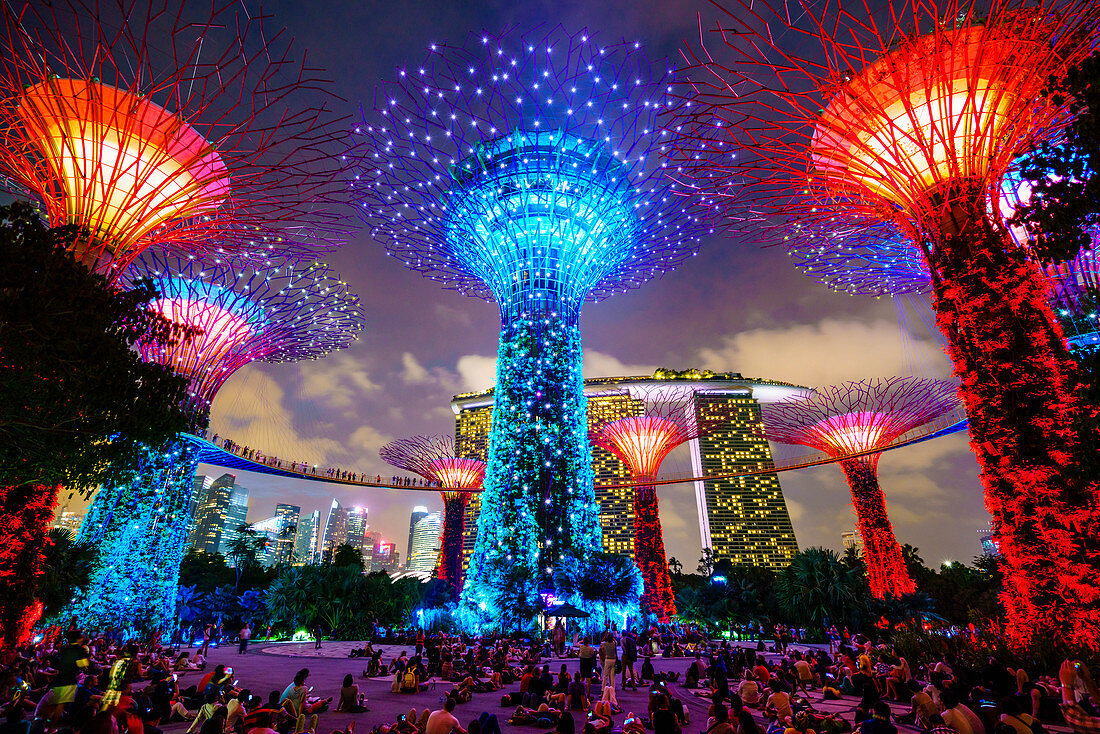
[675,0,1100,648]
[762,378,959,599]
[589,386,734,621]
[380,436,486,595]
[0,0,349,277]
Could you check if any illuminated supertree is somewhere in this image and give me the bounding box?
[352,29,714,626]
[589,387,733,621]
[69,253,364,633]
[762,378,959,598]
[0,0,349,276]
[380,436,486,595]
[677,0,1100,647]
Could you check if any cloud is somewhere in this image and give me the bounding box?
[400,353,429,383]
[298,354,380,409]
[400,352,461,391]
[583,350,657,380]
[209,367,346,465]
[453,349,658,392]
[348,425,393,458]
[697,318,950,388]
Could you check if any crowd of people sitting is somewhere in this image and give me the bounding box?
[4,623,1100,734]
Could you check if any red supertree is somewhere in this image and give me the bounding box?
[675,0,1100,648]
[0,0,349,277]
[762,378,959,598]
[589,386,735,621]
[379,436,486,595]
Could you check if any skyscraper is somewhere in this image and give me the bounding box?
[454,370,805,571]
[53,511,85,536]
[362,530,381,571]
[216,482,250,557]
[346,506,368,558]
[320,499,349,564]
[373,542,400,574]
[408,512,443,573]
[272,504,301,566]
[293,510,320,564]
[406,506,428,568]
[692,390,799,570]
[189,473,238,554]
[252,515,282,566]
[841,531,863,554]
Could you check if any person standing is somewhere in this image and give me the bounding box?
[238,623,251,654]
[578,638,597,698]
[598,633,618,692]
[198,624,212,657]
[313,625,323,650]
[620,631,638,690]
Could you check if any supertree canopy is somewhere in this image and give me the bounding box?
[0,0,350,276]
[69,254,364,634]
[676,0,1100,648]
[589,386,734,621]
[380,436,486,595]
[762,378,959,598]
[352,29,715,626]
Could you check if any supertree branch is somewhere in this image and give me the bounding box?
[0,0,353,277]
[124,251,365,410]
[588,386,733,620]
[65,253,364,635]
[354,28,721,629]
[674,0,1100,648]
[380,436,485,593]
[762,378,958,598]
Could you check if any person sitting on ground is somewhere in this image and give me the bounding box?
[187,692,220,734]
[859,702,897,734]
[401,665,428,694]
[244,709,280,734]
[705,704,735,734]
[898,685,940,730]
[940,689,984,734]
[567,674,588,712]
[764,681,793,726]
[426,699,467,734]
[280,669,331,716]
[337,675,369,714]
[737,677,761,708]
[999,697,1038,734]
[640,658,655,685]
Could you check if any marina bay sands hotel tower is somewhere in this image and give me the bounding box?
[452,368,806,571]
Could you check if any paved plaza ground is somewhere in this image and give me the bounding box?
[157,639,939,734]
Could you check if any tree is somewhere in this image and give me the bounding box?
[697,548,716,576]
[37,528,93,621]
[332,543,365,570]
[0,203,198,645]
[668,557,683,576]
[226,524,268,590]
[777,547,866,632]
[555,552,643,630]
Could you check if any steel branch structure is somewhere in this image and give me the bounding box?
[589,386,734,621]
[353,28,717,628]
[763,378,958,598]
[0,0,351,276]
[380,435,486,595]
[677,0,1100,648]
[70,253,364,634]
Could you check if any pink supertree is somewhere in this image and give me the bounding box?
[673,0,1100,648]
[762,378,959,598]
[589,386,736,621]
[0,0,349,277]
[380,436,486,595]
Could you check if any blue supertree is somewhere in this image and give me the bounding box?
[68,253,364,636]
[352,30,715,628]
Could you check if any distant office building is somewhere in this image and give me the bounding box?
[319,499,349,563]
[408,512,442,573]
[268,504,301,566]
[373,542,400,573]
[406,506,429,567]
[294,510,320,564]
[347,506,369,557]
[453,369,805,571]
[362,530,381,571]
[190,475,215,521]
[53,511,84,536]
[841,531,862,553]
[216,482,250,557]
[189,473,238,554]
[252,515,282,566]
[979,526,1000,556]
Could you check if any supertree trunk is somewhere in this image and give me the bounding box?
[69,440,201,636]
[0,482,59,647]
[837,460,915,599]
[926,194,1100,648]
[439,493,470,595]
[461,313,600,624]
[633,483,677,621]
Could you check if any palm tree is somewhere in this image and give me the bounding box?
[668,557,683,576]
[226,523,268,590]
[556,552,643,630]
[777,547,866,632]
[38,528,94,620]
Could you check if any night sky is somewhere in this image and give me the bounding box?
[183,0,992,570]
